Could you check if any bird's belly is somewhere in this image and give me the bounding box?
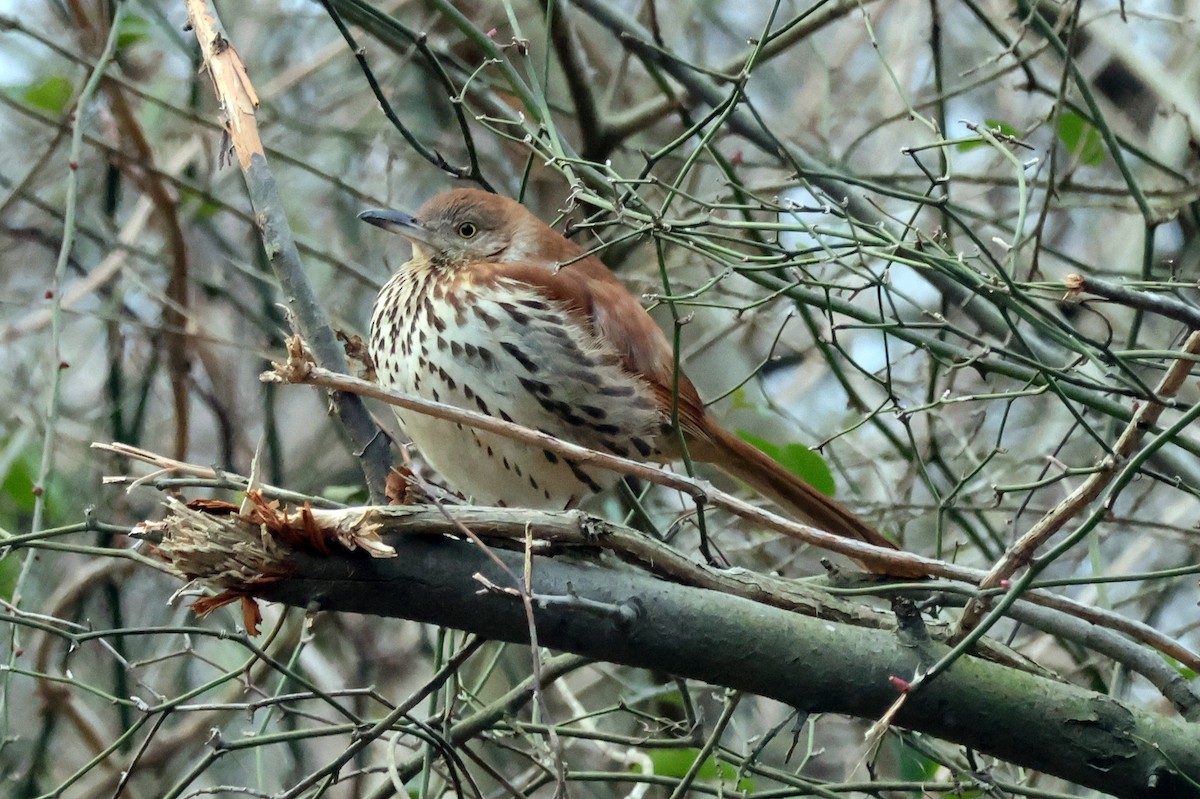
[370,276,665,508]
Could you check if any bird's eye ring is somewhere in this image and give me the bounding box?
[457,222,478,239]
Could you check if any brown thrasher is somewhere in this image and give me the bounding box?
[362,188,898,553]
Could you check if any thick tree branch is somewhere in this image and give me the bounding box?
[143,500,1200,799]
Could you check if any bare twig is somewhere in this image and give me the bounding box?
[957,330,1200,634]
[1063,272,1200,329]
[183,0,391,502]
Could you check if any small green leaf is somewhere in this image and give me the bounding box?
[1057,112,1105,166]
[22,76,74,113]
[323,484,370,504]
[117,14,152,51]
[655,689,684,708]
[895,739,940,782]
[1160,654,1198,681]
[642,749,720,779]
[636,749,754,790]
[1,449,39,518]
[0,556,18,603]
[956,119,1019,152]
[738,431,836,497]
[728,386,754,411]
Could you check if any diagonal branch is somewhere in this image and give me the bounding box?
[183,0,391,502]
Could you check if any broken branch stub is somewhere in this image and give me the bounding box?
[136,492,395,631]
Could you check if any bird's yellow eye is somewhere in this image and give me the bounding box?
[457,222,478,239]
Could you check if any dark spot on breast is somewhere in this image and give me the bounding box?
[579,405,606,419]
[475,395,490,414]
[498,302,530,324]
[631,437,653,457]
[473,307,499,329]
[601,440,629,458]
[477,347,496,369]
[518,377,552,396]
[499,410,514,423]
[436,336,448,352]
[450,341,462,357]
[463,385,474,400]
[567,461,603,493]
[565,368,601,387]
[436,366,456,390]
[431,388,440,402]
[535,396,588,427]
[529,475,539,490]
[500,342,539,372]
[543,450,559,465]
[502,457,511,471]
[423,296,446,332]
[598,384,635,397]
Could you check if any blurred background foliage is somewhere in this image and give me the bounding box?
[0,0,1198,796]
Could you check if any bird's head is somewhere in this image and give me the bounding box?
[359,188,560,268]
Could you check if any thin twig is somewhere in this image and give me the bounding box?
[957,329,1200,635]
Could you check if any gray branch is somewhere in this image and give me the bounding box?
[149,502,1200,799]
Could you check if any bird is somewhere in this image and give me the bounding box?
[361,188,901,556]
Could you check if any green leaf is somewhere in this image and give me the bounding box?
[655,689,684,708]
[1057,112,1105,166]
[323,484,370,504]
[117,14,152,51]
[0,555,19,603]
[738,431,836,497]
[22,76,74,113]
[728,386,754,411]
[643,749,720,779]
[1161,654,1198,681]
[636,749,754,790]
[0,440,74,530]
[1,448,39,519]
[895,739,940,782]
[956,119,1019,152]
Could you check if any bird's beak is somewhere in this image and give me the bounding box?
[358,209,438,248]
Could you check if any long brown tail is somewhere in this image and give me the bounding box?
[698,423,900,553]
